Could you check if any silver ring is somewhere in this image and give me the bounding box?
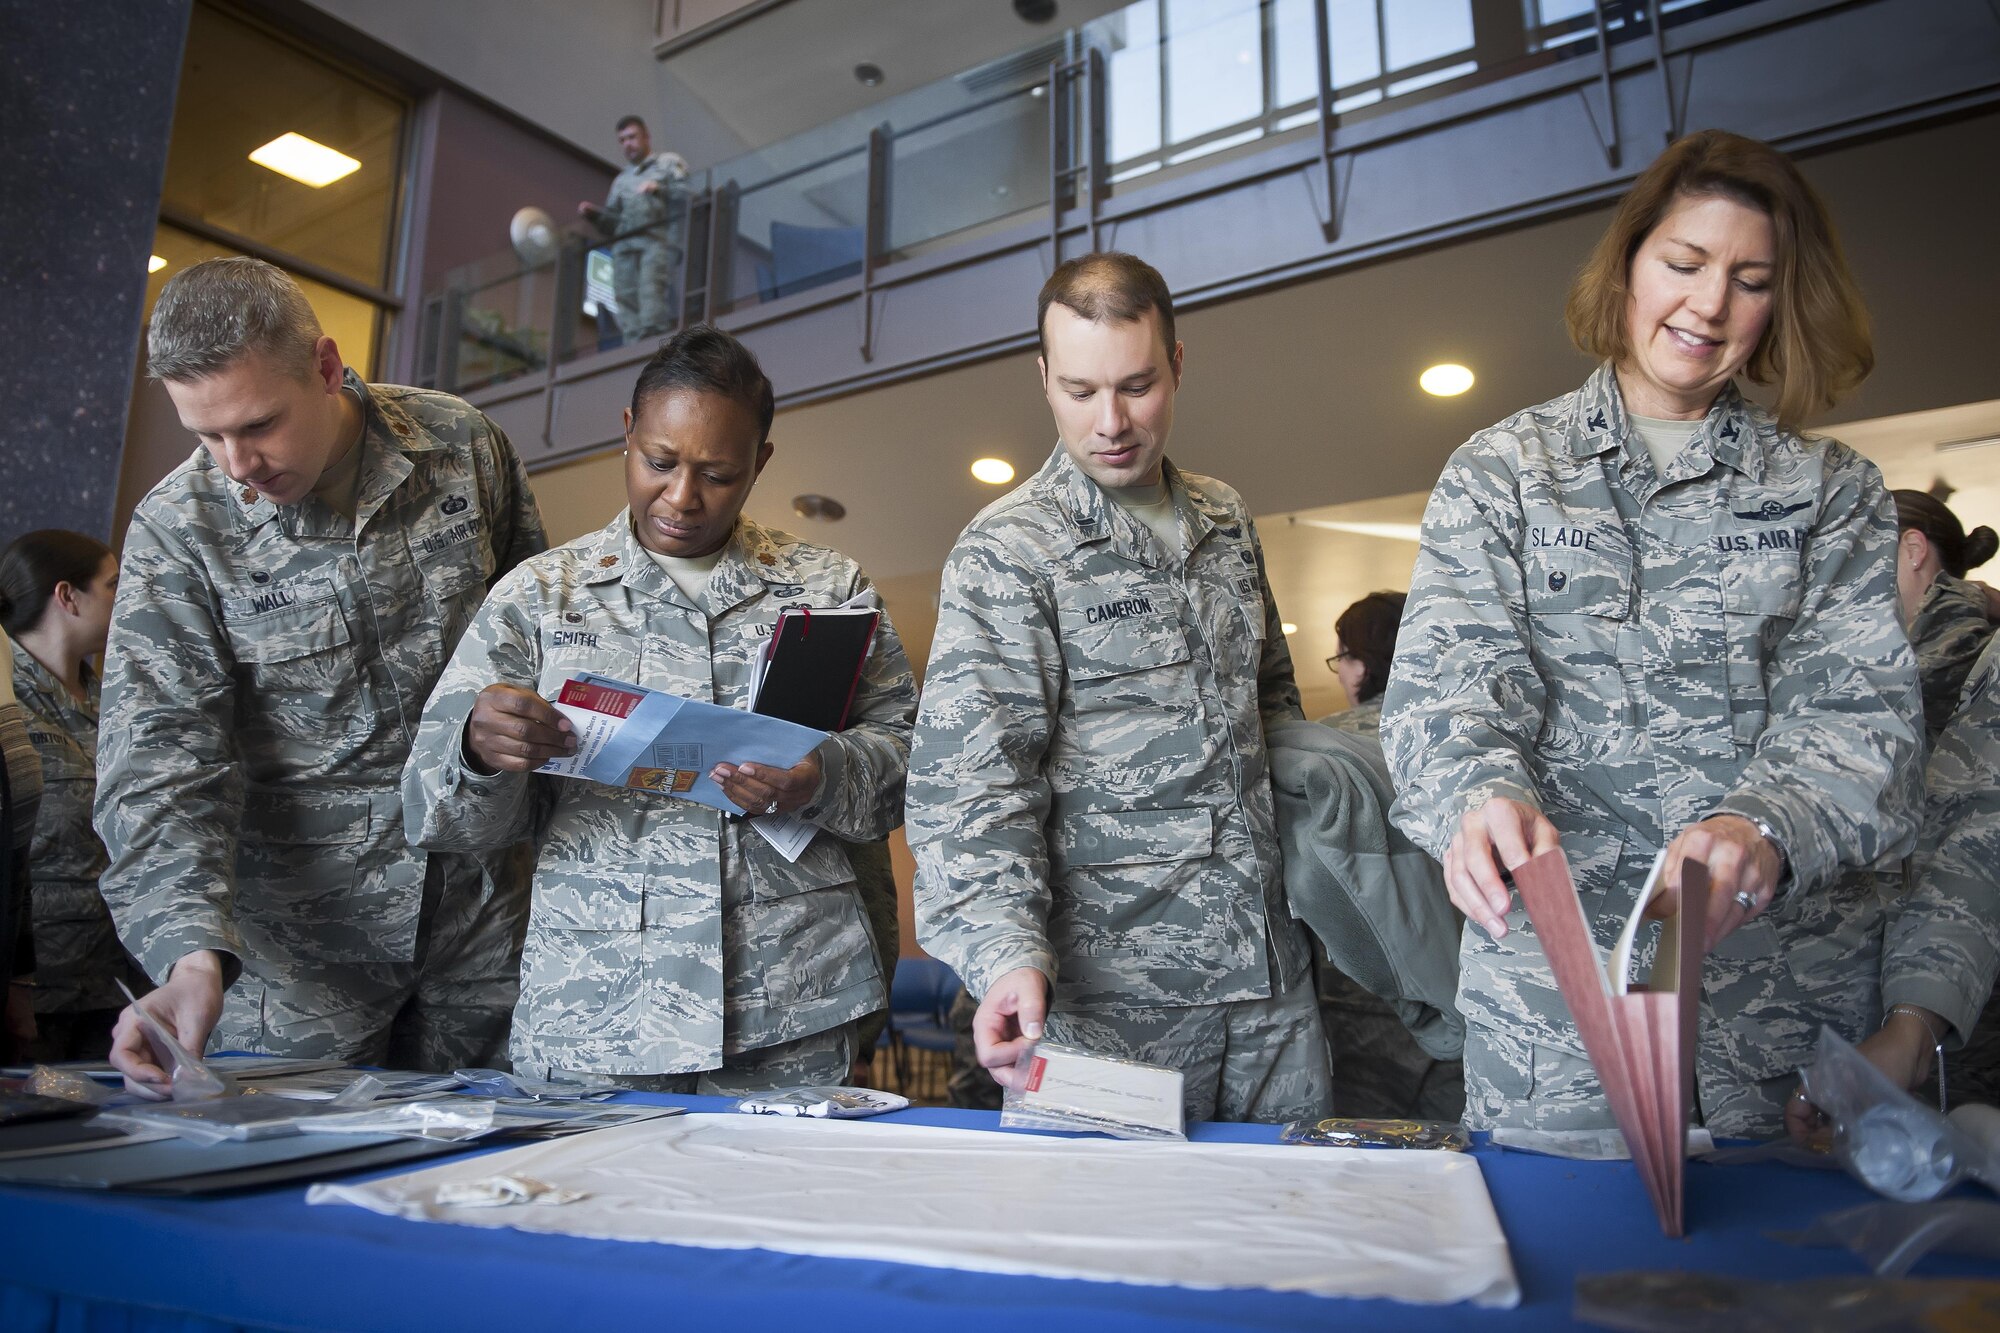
[764,800,779,815]
[1732,889,1757,912]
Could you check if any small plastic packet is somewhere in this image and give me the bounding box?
[116,979,231,1102]
[303,1097,497,1142]
[1772,1199,2000,1277]
[1800,1026,2000,1202]
[24,1064,118,1106]
[452,1068,617,1101]
[1280,1117,1469,1151]
[737,1087,909,1119]
[99,1096,351,1145]
[999,1041,1185,1140]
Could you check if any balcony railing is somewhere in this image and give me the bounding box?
[418,0,1764,395]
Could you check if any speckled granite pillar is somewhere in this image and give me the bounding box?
[0,0,191,542]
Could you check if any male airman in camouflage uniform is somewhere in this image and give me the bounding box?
[1382,364,1923,1137]
[403,328,912,1088]
[97,258,546,1093]
[908,253,1331,1125]
[580,115,688,343]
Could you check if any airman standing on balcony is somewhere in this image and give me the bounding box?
[96,257,547,1096]
[580,115,689,345]
[908,252,1333,1126]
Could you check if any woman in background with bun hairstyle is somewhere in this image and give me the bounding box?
[1892,489,1999,742]
[0,529,145,1060]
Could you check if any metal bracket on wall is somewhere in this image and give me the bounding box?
[860,123,891,363]
[1647,0,1682,145]
[1045,48,1107,265]
[706,181,740,326]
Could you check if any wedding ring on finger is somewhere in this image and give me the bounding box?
[764,799,780,816]
[1732,889,1758,912]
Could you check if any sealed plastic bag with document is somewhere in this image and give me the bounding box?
[1000,1042,1185,1140]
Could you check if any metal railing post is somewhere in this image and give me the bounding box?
[1589,0,1622,169]
[1313,0,1339,240]
[1084,46,1106,254]
[1646,0,1678,144]
[861,123,891,362]
[706,181,739,322]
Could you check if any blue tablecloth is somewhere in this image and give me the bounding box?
[1,1095,1994,1333]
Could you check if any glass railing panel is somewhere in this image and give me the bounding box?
[454,263,555,393]
[721,147,871,312]
[887,89,1051,259]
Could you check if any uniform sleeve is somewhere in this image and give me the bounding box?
[800,568,916,841]
[906,529,1060,998]
[1881,639,2000,1043]
[1380,445,1547,860]
[478,415,550,582]
[1708,454,1924,894]
[401,566,547,853]
[93,511,246,985]
[1250,518,1305,730]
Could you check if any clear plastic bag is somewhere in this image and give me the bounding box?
[24,1065,118,1106]
[115,979,230,1102]
[451,1068,617,1101]
[1772,1199,2000,1277]
[1800,1026,2000,1202]
[303,1098,497,1142]
[99,1096,351,1144]
[999,1042,1185,1140]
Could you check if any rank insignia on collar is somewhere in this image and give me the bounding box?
[240,487,259,504]
[758,552,777,566]
[1587,409,1608,432]
[1718,419,1740,442]
[599,555,619,568]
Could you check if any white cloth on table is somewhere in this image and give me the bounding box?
[309,1113,1519,1308]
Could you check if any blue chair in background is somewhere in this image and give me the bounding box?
[876,957,961,1102]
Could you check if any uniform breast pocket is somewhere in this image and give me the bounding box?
[1721,551,1805,745]
[535,620,644,700]
[221,590,352,698]
[1522,547,1633,738]
[1061,613,1195,717]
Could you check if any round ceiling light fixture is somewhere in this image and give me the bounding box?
[1419,363,1475,397]
[792,494,847,521]
[1014,0,1058,22]
[1281,622,1299,635]
[970,458,1016,485]
[854,63,885,87]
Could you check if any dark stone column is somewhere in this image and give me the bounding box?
[0,0,192,541]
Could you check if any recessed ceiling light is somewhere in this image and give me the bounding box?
[1030,85,1046,98]
[248,132,361,188]
[792,494,847,521]
[1281,622,1298,635]
[971,458,1015,485]
[854,63,884,87]
[148,255,167,273]
[1420,363,1474,397]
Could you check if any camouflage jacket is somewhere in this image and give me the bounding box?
[908,447,1309,1011]
[1908,571,1995,746]
[401,513,913,1075]
[96,371,547,986]
[7,640,129,1012]
[596,154,688,248]
[1383,365,1923,1080]
[1883,632,2000,1043]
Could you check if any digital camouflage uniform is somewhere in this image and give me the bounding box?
[1884,619,2000,1108]
[1906,571,1995,746]
[96,371,547,1069]
[401,512,913,1091]
[1313,702,1466,1122]
[909,447,1331,1126]
[7,640,143,1056]
[593,153,688,343]
[1382,365,1924,1138]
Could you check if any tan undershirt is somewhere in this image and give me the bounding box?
[1630,413,1698,479]
[311,435,363,520]
[643,544,726,605]
[1106,478,1182,556]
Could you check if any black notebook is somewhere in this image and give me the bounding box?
[749,606,880,732]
